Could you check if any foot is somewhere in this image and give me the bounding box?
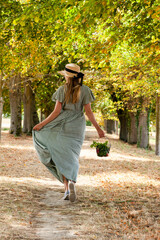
[69,181,76,202]
[63,190,70,200]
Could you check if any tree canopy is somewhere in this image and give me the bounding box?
[1,0,159,140]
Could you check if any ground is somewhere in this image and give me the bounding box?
[0,126,160,240]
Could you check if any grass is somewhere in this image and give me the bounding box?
[2,128,10,131]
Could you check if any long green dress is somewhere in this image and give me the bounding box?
[32,85,95,183]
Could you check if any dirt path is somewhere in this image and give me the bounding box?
[0,127,160,240]
[35,187,76,239]
[34,128,99,240]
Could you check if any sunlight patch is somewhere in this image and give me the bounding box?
[94,172,160,187]
[0,176,61,187]
[80,148,159,162]
[0,144,35,150]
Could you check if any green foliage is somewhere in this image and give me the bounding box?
[90,141,110,157]
[86,120,92,126]
[35,74,64,116]
[90,141,109,148]
[1,0,159,121]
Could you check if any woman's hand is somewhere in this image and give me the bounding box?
[97,128,105,138]
[33,101,62,131]
[33,123,43,131]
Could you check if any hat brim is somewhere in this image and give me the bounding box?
[58,70,78,77]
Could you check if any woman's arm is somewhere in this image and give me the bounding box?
[33,101,62,131]
[84,103,105,138]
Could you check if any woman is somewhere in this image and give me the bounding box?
[33,63,105,202]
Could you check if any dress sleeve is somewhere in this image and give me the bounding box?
[82,86,95,105]
[52,86,65,103]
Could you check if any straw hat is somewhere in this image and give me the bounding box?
[58,63,81,78]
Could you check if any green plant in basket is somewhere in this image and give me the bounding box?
[90,141,110,157]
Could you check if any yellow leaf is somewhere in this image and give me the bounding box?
[74,13,81,21]
[35,17,39,23]
[13,20,17,25]
[82,18,86,23]
[20,21,25,27]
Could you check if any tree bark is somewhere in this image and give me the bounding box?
[0,72,4,141]
[40,109,43,122]
[104,119,118,134]
[156,94,160,155]
[0,98,3,140]
[9,75,22,136]
[23,80,39,134]
[128,112,137,144]
[117,109,128,142]
[137,110,149,148]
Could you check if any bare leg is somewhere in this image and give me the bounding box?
[63,175,69,192]
[62,176,70,200]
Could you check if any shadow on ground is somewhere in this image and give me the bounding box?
[0,129,159,239]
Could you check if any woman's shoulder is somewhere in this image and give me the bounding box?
[81,85,91,91]
[54,85,66,94]
[52,85,65,102]
[81,85,93,94]
[80,85,95,104]
[57,85,65,91]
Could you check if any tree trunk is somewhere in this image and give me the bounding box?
[23,80,39,134]
[9,75,22,136]
[117,109,128,142]
[0,98,3,140]
[0,72,4,141]
[156,94,160,155]
[137,110,149,148]
[32,93,39,126]
[104,119,118,134]
[128,112,137,144]
[40,109,43,122]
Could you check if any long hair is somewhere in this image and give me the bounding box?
[64,77,81,104]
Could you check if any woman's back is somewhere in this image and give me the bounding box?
[52,85,95,112]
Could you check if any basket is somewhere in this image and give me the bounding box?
[90,139,111,157]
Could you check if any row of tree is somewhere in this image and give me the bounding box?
[0,0,159,155]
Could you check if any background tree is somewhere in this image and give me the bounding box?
[1,0,159,152]
[156,91,160,156]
